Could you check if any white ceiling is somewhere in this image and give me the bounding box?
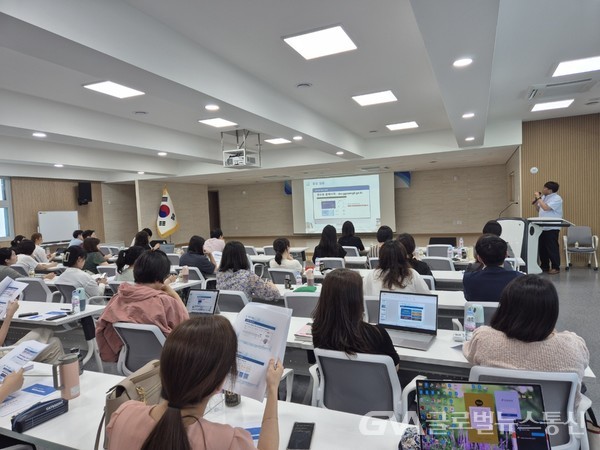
[0,0,599,185]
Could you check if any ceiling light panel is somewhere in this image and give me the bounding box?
[265,138,291,144]
[283,26,357,60]
[83,81,145,99]
[553,56,600,77]
[32,132,47,138]
[531,99,574,112]
[352,90,397,106]
[453,58,473,68]
[198,118,238,128]
[386,121,419,131]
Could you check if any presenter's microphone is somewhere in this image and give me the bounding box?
[498,201,518,217]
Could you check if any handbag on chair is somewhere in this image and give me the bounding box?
[587,408,600,450]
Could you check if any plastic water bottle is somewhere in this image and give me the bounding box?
[464,308,476,341]
[71,290,80,314]
[306,269,315,287]
[458,237,464,249]
[294,271,302,286]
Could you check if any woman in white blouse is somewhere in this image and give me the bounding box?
[54,245,107,298]
[269,237,303,274]
[363,240,430,296]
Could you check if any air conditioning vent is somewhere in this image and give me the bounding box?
[527,79,597,100]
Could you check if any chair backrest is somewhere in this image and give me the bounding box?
[426,244,453,258]
[166,253,180,265]
[16,277,57,302]
[97,266,117,277]
[113,322,166,375]
[217,290,250,313]
[314,348,402,420]
[363,295,379,323]
[284,292,319,317]
[317,257,345,269]
[503,258,517,270]
[99,245,120,256]
[421,275,436,290]
[469,366,580,449]
[245,246,258,255]
[185,267,207,283]
[368,257,379,269]
[567,226,593,247]
[464,301,499,327]
[342,246,360,257]
[10,264,29,277]
[429,237,457,247]
[54,283,77,303]
[269,268,298,285]
[263,245,276,256]
[421,257,455,271]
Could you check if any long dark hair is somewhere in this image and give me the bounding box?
[187,235,206,254]
[341,221,355,238]
[116,246,146,274]
[317,225,338,256]
[141,316,238,450]
[378,240,412,289]
[63,246,87,267]
[273,237,290,265]
[490,275,559,342]
[134,231,150,248]
[0,247,14,266]
[83,237,101,253]
[396,233,416,259]
[218,241,249,272]
[312,269,371,355]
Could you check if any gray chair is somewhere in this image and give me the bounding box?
[217,290,250,313]
[563,226,599,270]
[469,366,591,450]
[422,256,455,271]
[166,253,180,265]
[183,266,208,289]
[284,292,319,317]
[99,245,120,256]
[97,265,117,277]
[269,268,299,285]
[421,275,436,290]
[363,295,379,323]
[368,257,379,269]
[113,322,166,375]
[245,246,259,256]
[316,257,345,269]
[426,244,453,258]
[16,277,62,302]
[452,301,499,331]
[10,264,29,277]
[342,246,360,257]
[263,245,276,256]
[54,282,110,305]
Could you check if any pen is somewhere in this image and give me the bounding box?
[18,312,39,318]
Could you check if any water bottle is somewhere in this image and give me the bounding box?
[458,237,464,249]
[464,308,476,341]
[294,271,302,286]
[306,268,315,287]
[71,290,80,314]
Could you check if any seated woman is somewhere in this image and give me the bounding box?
[367,226,393,258]
[96,250,189,362]
[396,233,432,276]
[114,246,146,282]
[0,247,23,282]
[107,316,283,450]
[337,221,365,254]
[312,268,399,370]
[217,241,279,301]
[16,239,57,273]
[54,246,107,298]
[463,275,589,405]
[179,235,216,277]
[134,230,160,250]
[363,240,430,297]
[269,238,303,274]
[82,237,110,274]
[31,232,54,263]
[9,235,25,252]
[311,225,346,264]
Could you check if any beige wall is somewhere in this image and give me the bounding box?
[135,180,209,245]
[504,147,521,217]
[101,183,138,245]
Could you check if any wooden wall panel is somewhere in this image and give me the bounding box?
[101,183,138,245]
[522,113,600,267]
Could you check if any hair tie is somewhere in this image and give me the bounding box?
[168,402,182,410]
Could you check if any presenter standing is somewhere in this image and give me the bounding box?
[534,181,563,274]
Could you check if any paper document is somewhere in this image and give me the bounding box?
[0,378,57,417]
[225,303,292,401]
[0,278,27,318]
[0,340,49,382]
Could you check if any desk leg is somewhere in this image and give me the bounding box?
[80,316,104,373]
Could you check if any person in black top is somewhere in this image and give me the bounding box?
[312,224,347,263]
[312,268,399,369]
[179,235,216,277]
[337,221,365,253]
[396,233,432,276]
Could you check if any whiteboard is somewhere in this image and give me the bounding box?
[38,211,79,243]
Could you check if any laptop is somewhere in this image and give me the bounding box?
[377,291,438,351]
[186,289,219,315]
[416,379,551,450]
[160,243,175,253]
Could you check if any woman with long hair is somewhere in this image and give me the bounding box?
[180,235,216,277]
[362,240,429,296]
[54,245,107,298]
[114,246,146,282]
[82,237,110,274]
[396,233,432,276]
[107,316,283,450]
[311,225,346,263]
[269,237,303,274]
[337,221,365,253]
[464,275,589,405]
[312,268,399,369]
[217,241,279,301]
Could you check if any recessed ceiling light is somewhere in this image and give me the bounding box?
[265,138,292,145]
[296,82,313,88]
[531,99,574,112]
[352,90,397,106]
[133,111,148,115]
[137,171,145,175]
[462,112,475,119]
[283,25,357,60]
[54,164,63,168]
[32,132,47,138]
[553,55,600,77]
[158,152,167,157]
[292,136,303,141]
[465,136,475,141]
[453,58,473,68]
[83,81,145,99]
[205,104,220,111]
[386,121,419,131]
[336,151,344,155]
[198,118,238,128]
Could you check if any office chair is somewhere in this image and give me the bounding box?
[426,244,453,258]
[563,226,598,270]
[16,277,62,302]
[113,322,166,375]
[166,253,180,265]
[263,245,276,255]
[284,292,319,317]
[10,264,29,277]
[421,257,455,271]
[342,246,360,257]
[368,257,379,269]
[216,290,250,313]
[97,265,117,277]
[421,275,436,290]
[316,258,345,270]
[269,268,299,285]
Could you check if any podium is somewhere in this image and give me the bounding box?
[498,218,573,274]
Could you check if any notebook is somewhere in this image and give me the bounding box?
[416,379,551,450]
[186,289,219,315]
[377,291,437,351]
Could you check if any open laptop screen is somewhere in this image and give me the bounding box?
[378,291,437,335]
[417,380,551,450]
[186,289,219,315]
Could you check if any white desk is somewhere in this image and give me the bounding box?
[11,302,106,372]
[431,270,464,290]
[0,362,123,450]
[344,256,368,267]
[250,254,275,265]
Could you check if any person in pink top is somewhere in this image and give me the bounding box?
[95,250,189,362]
[107,316,283,450]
